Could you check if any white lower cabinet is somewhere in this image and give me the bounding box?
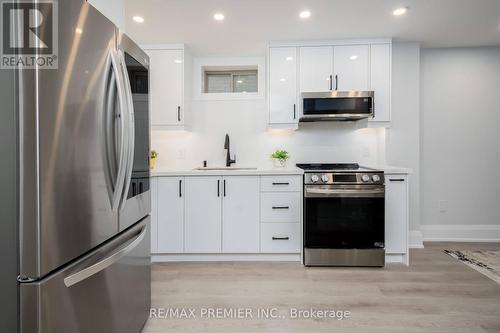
[184,176,222,253]
[154,174,302,256]
[222,176,260,253]
[157,177,184,253]
[385,174,408,255]
[261,223,301,253]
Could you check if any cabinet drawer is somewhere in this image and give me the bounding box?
[260,175,302,192]
[261,192,301,222]
[261,223,300,253]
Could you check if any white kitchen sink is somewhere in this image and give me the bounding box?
[193,167,258,171]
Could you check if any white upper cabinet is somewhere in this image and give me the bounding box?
[144,46,190,130]
[156,177,184,253]
[269,47,298,125]
[222,176,260,253]
[369,44,392,122]
[333,45,369,91]
[267,39,392,127]
[184,176,222,253]
[299,46,334,93]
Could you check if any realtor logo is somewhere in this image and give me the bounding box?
[1,0,58,69]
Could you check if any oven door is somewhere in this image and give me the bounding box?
[304,185,385,249]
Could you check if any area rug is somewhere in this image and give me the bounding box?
[444,250,500,284]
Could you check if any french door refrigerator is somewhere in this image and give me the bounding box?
[0,1,151,332]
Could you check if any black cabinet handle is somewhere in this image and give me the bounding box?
[389,179,405,182]
[177,106,181,122]
[272,206,289,210]
[335,75,338,90]
[329,74,333,90]
[272,182,289,185]
[179,179,182,197]
[223,179,226,197]
[293,104,296,119]
[272,237,289,240]
[217,180,220,197]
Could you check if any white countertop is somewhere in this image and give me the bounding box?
[151,167,304,177]
[361,165,413,174]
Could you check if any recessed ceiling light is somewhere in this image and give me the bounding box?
[299,10,311,19]
[392,7,408,16]
[75,28,83,34]
[213,13,225,21]
[349,55,358,60]
[279,78,286,82]
[132,16,144,23]
[236,80,243,84]
[174,59,182,64]
[285,56,293,61]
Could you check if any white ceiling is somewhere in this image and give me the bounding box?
[124,0,500,56]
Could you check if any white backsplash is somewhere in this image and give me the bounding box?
[151,99,386,170]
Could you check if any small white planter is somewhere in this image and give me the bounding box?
[272,158,288,168]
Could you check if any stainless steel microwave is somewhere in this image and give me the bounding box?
[300,91,374,122]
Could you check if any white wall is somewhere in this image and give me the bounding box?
[420,46,500,241]
[152,97,386,169]
[88,0,125,30]
[385,43,422,246]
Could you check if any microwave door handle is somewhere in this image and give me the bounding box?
[108,50,128,212]
[118,50,135,209]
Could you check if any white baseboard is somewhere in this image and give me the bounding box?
[152,253,301,262]
[409,230,424,248]
[421,224,500,242]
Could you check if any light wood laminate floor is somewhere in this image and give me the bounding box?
[143,243,500,333]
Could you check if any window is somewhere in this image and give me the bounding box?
[203,67,258,93]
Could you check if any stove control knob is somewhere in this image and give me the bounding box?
[310,175,319,183]
[321,174,329,182]
[361,174,370,182]
[372,174,381,182]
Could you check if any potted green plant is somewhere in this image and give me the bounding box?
[150,150,159,169]
[271,149,289,168]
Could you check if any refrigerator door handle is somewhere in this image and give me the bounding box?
[107,49,129,212]
[63,224,147,287]
[117,50,135,209]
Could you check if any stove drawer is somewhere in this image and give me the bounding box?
[261,192,301,223]
[260,223,300,253]
[260,176,301,192]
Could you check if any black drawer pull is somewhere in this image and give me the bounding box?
[272,237,289,241]
[272,182,289,185]
[272,206,289,210]
[389,179,405,182]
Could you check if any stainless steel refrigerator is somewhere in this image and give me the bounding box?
[0,1,151,332]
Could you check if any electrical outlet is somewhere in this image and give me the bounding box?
[438,200,449,212]
[176,149,186,160]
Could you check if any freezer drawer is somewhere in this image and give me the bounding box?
[20,217,151,333]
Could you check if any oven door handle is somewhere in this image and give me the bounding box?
[305,187,385,198]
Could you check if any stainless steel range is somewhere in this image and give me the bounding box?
[297,163,385,267]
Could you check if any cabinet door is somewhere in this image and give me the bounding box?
[333,45,369,91]
[385,175,407,254]
[269,47,298,124]
[147,49,184,127]
[184,176,222,253]
[157,177,184,253]
[222,176,260,253]
[370,44,391,122]
[299,46,333,93]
